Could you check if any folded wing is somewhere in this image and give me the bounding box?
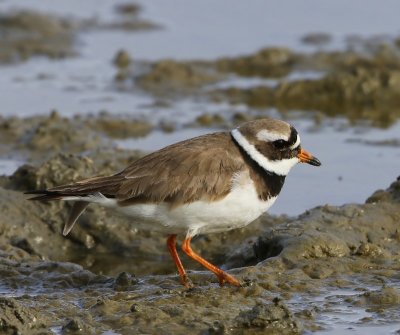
[26,132,245,208]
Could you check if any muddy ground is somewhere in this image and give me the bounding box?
[0,153,400,334]
[0,6,400,335]
[0,111,399,333]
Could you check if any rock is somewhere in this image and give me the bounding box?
[9,154,96,190]
[364,287,400,305]
[28,112,101,153]
[301,33,332,46]
[353,287,400,308]
[0,297,49,334]
[283,232,350,260]
[367,177,400,203]
[235,298,300,333]
[62,317,95,334]
[114,271,139,291]
[113,49,132,69]
[355,242,385,258]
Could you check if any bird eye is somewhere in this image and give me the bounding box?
[273,139,287,149]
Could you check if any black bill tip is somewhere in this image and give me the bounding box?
[308,156,321,167]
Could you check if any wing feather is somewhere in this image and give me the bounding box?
[27,132,246,207]
[116,132,245,206]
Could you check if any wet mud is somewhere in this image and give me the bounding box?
[0,143,399,333]
[0,111,149,165]
[136,60,221,96]
[215,47,296,78]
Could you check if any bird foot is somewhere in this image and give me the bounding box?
[181,274,194,289]
[217,271,241,287]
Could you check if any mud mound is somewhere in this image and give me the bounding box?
[137,60,220,95]
[0,297,49,334]
[216,47,295,78]
[0,10,76,63]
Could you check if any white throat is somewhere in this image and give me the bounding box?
[231,128,299,176]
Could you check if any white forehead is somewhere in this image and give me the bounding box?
[256,129,289,142]
[256,128,301,150]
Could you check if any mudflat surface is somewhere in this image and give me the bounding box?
[1,164,400,333]
[0,2,400,334]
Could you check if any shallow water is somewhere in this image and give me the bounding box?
[206,70,326,90]
[0,158,24,176]
[4,0,398,60]
[289,282,400,334]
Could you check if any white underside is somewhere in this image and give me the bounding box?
[62,127,301,236]
[66,172,277,237]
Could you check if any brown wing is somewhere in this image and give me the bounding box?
[26,174,126,200]
[27,132,246,207]
[116,132,245,207]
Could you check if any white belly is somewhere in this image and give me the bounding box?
[92,175,277,236]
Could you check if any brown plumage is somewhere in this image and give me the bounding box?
[27,132,248,206]
[26,131,289,207]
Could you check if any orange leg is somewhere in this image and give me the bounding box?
[167,234,192,288]
[181,236,241,287]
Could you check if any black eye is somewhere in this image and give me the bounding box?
[273,139,287,149]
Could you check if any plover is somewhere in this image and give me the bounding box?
[26,118,321,287]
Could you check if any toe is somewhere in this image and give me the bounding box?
[181,275,194,288]
[217,271,241,287]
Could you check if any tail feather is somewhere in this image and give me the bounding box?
[25,190,67,201]
[24,175,124,200]
[63,201,89,236]
[25,174,123,234]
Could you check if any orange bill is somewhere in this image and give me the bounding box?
[297,148,321,166]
